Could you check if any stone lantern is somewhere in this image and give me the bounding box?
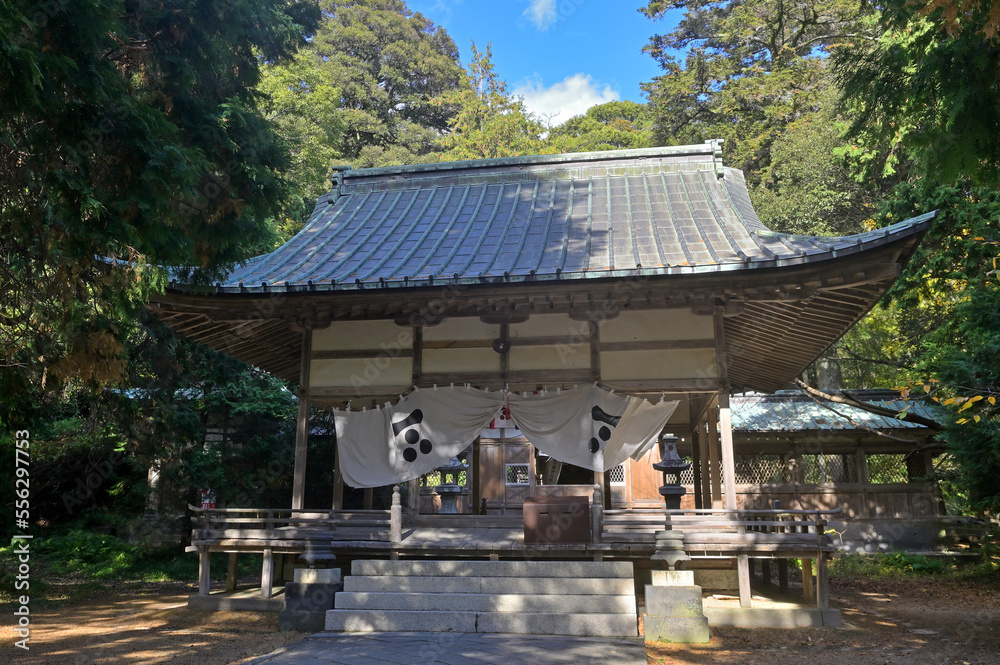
[650,435,691,569]
[434,456,468,514]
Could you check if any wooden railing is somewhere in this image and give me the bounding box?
[601,507,842,553]
[188,505,395,544]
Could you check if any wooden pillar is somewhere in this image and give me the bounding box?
[332,440,344,510]
[363,487,374,510]
[816,552,829,609]
[698,420,712,507]
[718,393,738,511]
[802,558,815,603]
[855,447,869,485]
[472,437,482,513]
[706,413,723,509]
[198,547,211,597]
[226,553,238,592]
[390,485,402,544]
[690,428,703,510]
[603,470,613,510]
[291,328,312,510]
[261,548,274,600]
[408,477,419,514]
[737,554,751,608]
[778,559,789,593]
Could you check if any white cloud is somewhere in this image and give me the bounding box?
[514,73,619,123]
[524,0,558,30]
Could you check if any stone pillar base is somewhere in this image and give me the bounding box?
[643,584,710,644]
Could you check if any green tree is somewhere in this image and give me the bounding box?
[259,47,346,238]
[875,183,1000,513]
[640,0,865,178]
[545,101,654,153]
[639,0,883,240]
[437,42,545,160]
[835,0,1000,184]
[0,0,316,401]
[309,0,465,167]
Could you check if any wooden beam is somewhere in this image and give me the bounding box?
[312,349,415,360]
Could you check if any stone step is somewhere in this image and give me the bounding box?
[476,612,638,637]
[324,610,638,637]
[334,591,637,614]
[349,559,633,579]
[325,609,476,633]
[343,575,634,596]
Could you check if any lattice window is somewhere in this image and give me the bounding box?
[607,465,626,485]
[679,465,695,485]
[801,454,850,484]
[866,454,909,484]
[506,463,531,485]
[735,455,784,484]
[420,470,442,487]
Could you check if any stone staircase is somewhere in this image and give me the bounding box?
[325,559,638,637]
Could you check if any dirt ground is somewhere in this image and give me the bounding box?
[1,575,997,665]
[647,575,1000,665]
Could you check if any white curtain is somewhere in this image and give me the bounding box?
[333,385,678,487]
[334,386,503,488]
[507,385,677,472]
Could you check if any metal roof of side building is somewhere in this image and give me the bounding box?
[732,390,939,432]
[178,141,933,294]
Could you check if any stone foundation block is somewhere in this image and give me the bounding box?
[294,568,342,584]
[651,570,695,586]
[643,614,711,644]
[283,582,341,613]
[644,585,705,618]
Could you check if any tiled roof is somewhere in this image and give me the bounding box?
[732,391,939,432]
[186,143,933,293]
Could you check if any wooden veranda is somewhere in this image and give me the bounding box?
[188,489,841,609]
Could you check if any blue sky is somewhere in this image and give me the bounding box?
[408,1,679,126]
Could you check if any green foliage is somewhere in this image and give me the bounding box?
[0,531,264,602]
[830,551,949,577]
[639,0,883,239]
[437,42,546,161]
[835,1,1000,184]
[0,0,315,401]
[309,0,465,167]
[546,101,653,153]
[640,0,864,177]
[862,182,1000,513]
